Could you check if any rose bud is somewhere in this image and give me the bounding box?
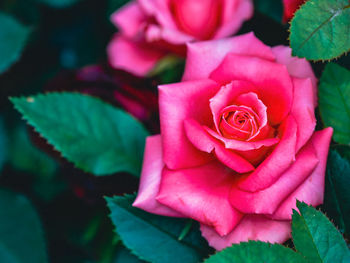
[107,0,253,76]
[133,32,333,250]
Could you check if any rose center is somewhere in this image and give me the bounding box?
[219,105,259,141]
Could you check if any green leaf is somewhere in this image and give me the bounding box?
[9,124,57,177]
[0,12,31,74]
[0,117,8,172]
[114,246,145,263]
[105,194,212,263]
[35,0,82,8]
[11,93,149,176]
[204,241,307,263]
[319,63,350,144]
[0,189,48,263]
[292,201,350,263]
[332,145,350,161]
[290,0,350,61]
[323,150,350,236]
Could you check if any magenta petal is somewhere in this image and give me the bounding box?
[272,127,333,220]
[159,79,219,169]
[291,78,317,153]
[214,0,253,38]
[133,135,183,217]
[210,54,293,125]
[206,127,279,151]
[237,115,297,192]
[200,215,291,250]
[230,140,318,214]
[157,161,243,236]
[138,0,177,29]
[107,35,165,76]
[170,0,222,40]
[145,24,194,45]
[182,32,275,81]
[110,1,146,38]
[272,45,317,105]
[235,92,268,129]
[184,119,255,173]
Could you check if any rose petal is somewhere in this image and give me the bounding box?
[133,135,184,217]
[210,54,293,125]
[157,161,243,236]
[237,115,297,192]
[182,32,275,81]
[291,78,317,153]
[184,119,255,173]
[272,45,317,105]
[138,0,178,29]
[214,0,253,38]
[200,215,291,250]
[144,24,194,45]
[110,1,147,38]
[229,140,319,214]
[170,0,222,40]
[272,127,333,220]
[206,127,279,151]
[159,79,219,169]
[235,92,268,129]
[107,35,165,76]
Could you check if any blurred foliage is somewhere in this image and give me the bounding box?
[319,63,350,144]
[0,12,32,74]
[0,189,48,263]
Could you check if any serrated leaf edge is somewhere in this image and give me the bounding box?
[10,92,146,176]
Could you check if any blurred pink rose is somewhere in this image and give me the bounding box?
[282,0,305,22]
[108,0,253,76]
[133,32,333,250]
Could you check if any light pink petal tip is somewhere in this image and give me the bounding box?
[182,32,275,81]
[201,215,291,251]
[272,45,317,105]
[214,0,253,38]
[157,161,243,236]
[291,77,316,153]
[133,135,183,217]
[110,1,146,38]
[107,35,165,76]
[158,79,219,170]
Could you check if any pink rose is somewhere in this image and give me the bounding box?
[133,32,333,250]
[107,0,253,76]
[282,0,305,22]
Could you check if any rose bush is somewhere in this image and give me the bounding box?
[282,0,305,22]
[107,0,253,76]
[132,32,333,250]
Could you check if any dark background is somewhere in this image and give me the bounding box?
[0,0,348,262]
